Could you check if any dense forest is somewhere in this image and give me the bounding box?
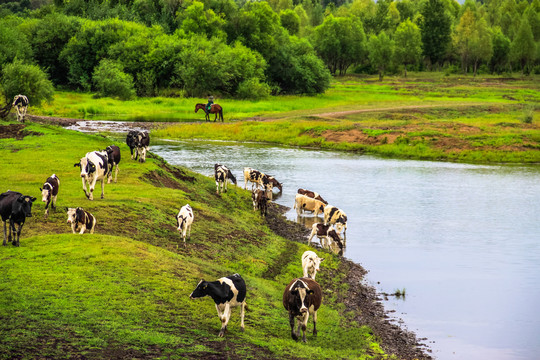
[1,0,539,103]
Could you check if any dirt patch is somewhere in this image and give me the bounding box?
[0,124,42,139]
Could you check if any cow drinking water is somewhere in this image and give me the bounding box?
[0,191,36,247]
[283,277,322,342]
[189,273,247,337]
[307,223,343,254]
[40,174,60,219]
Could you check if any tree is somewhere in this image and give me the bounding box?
[453,9,476,74]
[0,20,32,69]
[469,17,493,76]
[1,60,54,107]
[367,32,394,81]
[489,27,511,73]
[420,0,452,69]
[178,1,226,39]
[93,59,135,100]
[394,19,422,77]
[280,9,300,35]
[510,17,536,74]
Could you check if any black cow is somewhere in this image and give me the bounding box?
[283,277,322,342]
[126,130,138,160]
[40,174,60,219]
[104,145,121,183]
[189,273,247,337]
[0,191,36,246]
[214,164,237,194]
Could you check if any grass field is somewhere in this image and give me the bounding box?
[0,123,386,359]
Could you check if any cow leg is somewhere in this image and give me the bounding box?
[187,224,191,240]
[15,223,23,246]
[217,304,230,337]
[215,180,219,194]
[81,178,90,199]
[44,200,50,219]
[100,179,105,199]
[312,310,318,336]
[301,313,309,343]
[52,195,57,211]
[240,302,245,332]
[114,165,119,183]
[90,219,96,234]
[79,224,86,234]
[289,313,298,341]
[2,221,7,246]
[307,228,316,246]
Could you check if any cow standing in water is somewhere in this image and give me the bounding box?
[0,191,36,246]
[40,174,60,219]
[12,95,28,122]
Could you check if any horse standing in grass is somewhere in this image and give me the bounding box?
[195,103,223,122]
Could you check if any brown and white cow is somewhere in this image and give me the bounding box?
[307,223,343,253]
[189,273,247,337]
[243,167,268,191]
[66,207,96,234]
[176,204,193,246]
[301,251,324,280]
[293,194,326,217]
[104,145,121,183]
[40,174,60,219]
[214,164,237,194]
[251,189,268,217]
[74,151,108,200]
[283,277,322,342]
[297,188,328,205]
[324,205,348,238]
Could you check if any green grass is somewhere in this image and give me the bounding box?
[0,122,384,359]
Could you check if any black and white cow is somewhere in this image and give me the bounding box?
[307,223,343,253]
[74,151,108,200]
[189,273,247,337]
[66,207,96,234]
[243,167,269,191]
[40,174,60,219]
[283,277,322,342]
[135,131,150,163]
[301,251,324,280]
[214,164,237,194]
[176,204,193,246]
[324,205,348,238]
[251,189,268,217]
[0,191,36,247]
[126,130,138,160]
[12,95,29,122]
[104,145,121,183]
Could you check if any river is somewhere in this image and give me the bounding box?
[150,139,540,360]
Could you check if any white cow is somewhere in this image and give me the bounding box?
[176,204,193,246]
[301,251,324,280]
[74,151,108,201]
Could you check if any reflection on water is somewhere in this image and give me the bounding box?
[151,140,540,360]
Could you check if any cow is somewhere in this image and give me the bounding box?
[307,223,343,253]
[0,191,36,247]
[251,189,268,217]
[297,188,328,205]
[266,176,283,193]
[243,167,268,191]
[293,194,325,217]
[126,130,138,160]
[74,151,108,200]
[189,273,247,337]
[12,95,28,122]
[214,164,237,194]
[176,204,193,246]
[283,277,322,343]
[135,131,150,163]
[104,145,121,183]
[324,205,348,238]
[301,251,324,280]
[66,207,96,234]
[40,174,60,219]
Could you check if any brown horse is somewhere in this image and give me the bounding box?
[195,103,224,122]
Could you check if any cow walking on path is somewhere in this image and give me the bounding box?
[0,191,36,246]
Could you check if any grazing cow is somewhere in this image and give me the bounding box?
[104,145,121,183]
[293,194,326,217]
[214,164,237,194]
[12,95,29,122]
[307,223,343,252]
[266,176,283,193]
[324,205,348,237]
[126,130,138,160]
[283,277,322,342]
[0,191,36,247]
[66,207,96,234]
[135,131,150,163]
[251,189,268,217]
[189,273,247,337]
[297,188,328,205]
[40,174,60,218]
[301,251,324,280]
[176,204,193,246]
[74,151,108,200]
[243,167,269,191]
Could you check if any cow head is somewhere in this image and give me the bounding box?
[189,280,209,299]
[328,229,343,250]
[289,279,314,313]
[176,214,186,232]
[228,170,237,185]
[75,157,96,178]
[66,207,77,224]
[40,183,52,203]
[15,195,36,217]
[309,255,324,275]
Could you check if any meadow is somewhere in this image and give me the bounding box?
[0,123,390,359]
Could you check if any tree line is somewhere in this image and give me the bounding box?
[0,0,538,103]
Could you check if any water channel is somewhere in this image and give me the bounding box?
[149,139,540,360]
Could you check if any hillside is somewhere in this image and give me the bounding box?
[0,122,429,359]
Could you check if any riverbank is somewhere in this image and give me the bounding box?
[0,122,430,359]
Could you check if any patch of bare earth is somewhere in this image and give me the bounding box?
[0,124,42,139]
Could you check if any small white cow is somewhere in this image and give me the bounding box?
[66,207,96,234]
[301,251,324,280]
[176,204,193,246]
[74,151,108,200]
[294,194,326,217]
[324,205,348,238]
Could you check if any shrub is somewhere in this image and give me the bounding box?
[93,59,135,100]
[522,105,534,124]
[236,78,271,100]
[1,60,54,107]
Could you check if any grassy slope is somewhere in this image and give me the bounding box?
[0,123,384,360]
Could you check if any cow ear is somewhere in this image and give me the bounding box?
[74,163,80,167]
[320,258,325,262]
[64,207,69,212]
[39,188,42,192]
[31,197,36,202]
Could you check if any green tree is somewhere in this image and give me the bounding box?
[0,20,32,69]
[453,9,476,74]
[489,27,511,73]
[93,59,135,100]
[469,17,493,76]
[420,0,452,69]
[179,1,226,39]
[280,9,300,35]
[1,60,54,107]
[367,32,394,81]
[394,19,422,77]
[510,17,536,74]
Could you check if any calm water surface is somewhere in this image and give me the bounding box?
[151,140,540,360]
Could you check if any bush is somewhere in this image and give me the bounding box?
[93,59,135,100]
[1,60,54,107]
[236,78,271,100]
[522,105,534,124]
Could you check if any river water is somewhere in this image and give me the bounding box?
[149,139,540,359]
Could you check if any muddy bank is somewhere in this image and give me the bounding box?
[266,203,432,360]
